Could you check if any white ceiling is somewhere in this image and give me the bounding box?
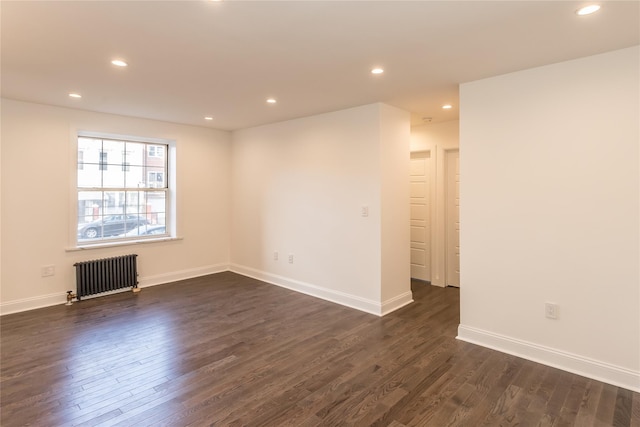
[2,1,639,131]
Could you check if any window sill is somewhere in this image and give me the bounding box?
[66,236,183,252]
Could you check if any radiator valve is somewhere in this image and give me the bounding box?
[66,290,76,306]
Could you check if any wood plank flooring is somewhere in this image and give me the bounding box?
[1,272,638,426]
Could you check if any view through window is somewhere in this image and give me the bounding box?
[77,135,169,244]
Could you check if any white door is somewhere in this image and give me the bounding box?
[410,151,431,281]
[445,150,460,287]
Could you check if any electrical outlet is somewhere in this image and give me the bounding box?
[41,265,55,277]
[361,205,369,217]
[545,302,558,319]
[288,254,294,264]
[273,251,279,261]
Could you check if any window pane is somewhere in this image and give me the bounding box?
[102,164,125,188]
[93,140,119,187]
[125,191,142,214]
[78,191,103,224]
[126,191,147,214]
[78,216,104,240]
[125,223,166,237]
[78,190,104,240]
[125,166,145,188]
[101,192,125,237]
[102,139,125,165]
[126,142,146,167]
[78,163,102,188]
[146,191,166,225]
[148,145,165,158]
[78,137,102,165]
[146,167,166,188]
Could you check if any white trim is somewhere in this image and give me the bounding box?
[230,264,385,316]
[1,265,413,318]
[0,292,68,316]
[381,291,414,316]
[457,324,640,393]
[0,263,229,316]
[138,263,229,288]
[77,130,173,145]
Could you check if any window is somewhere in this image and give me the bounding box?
[148,145,164,158]
[77,134,171,244]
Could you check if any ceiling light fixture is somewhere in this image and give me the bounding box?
[371,68,384,75]
[442,104,453,109]
[204,116,213,120]
[111,59,128,67]
[266,98,277,104]
[576,4,601,15]
[69,93,82,98]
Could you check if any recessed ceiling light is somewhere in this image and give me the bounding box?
[442,104,453,109]
[69,93,82,99]
[111,59,128,67]
[576,4,600,15]
[266,98,277,104]
[204,116,213,121]
[371,68,384,75]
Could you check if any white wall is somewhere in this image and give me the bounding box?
[230,103,412,315]
[0,99,231,314]
[410,120,459,286]
[458,46,640,391]
[379,104,411,309]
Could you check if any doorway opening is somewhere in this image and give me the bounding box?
[409,148,460,288]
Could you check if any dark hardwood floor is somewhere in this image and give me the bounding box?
[1,272,638,426]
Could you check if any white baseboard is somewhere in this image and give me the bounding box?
[137,263,229,288]
[230,263,401,316]
[0,263,229,316]
[381,291,414,316]
[2,264,412,318]
[0,292,69,316]
[457,324,640,393]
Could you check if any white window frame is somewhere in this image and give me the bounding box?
[73,131,177,249]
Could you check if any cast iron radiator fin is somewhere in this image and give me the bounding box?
[74,254,138,300]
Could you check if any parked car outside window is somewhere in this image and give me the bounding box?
[123,225,166,237]
[77,215,149,239]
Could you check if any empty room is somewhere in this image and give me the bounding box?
[1,1,639,426]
